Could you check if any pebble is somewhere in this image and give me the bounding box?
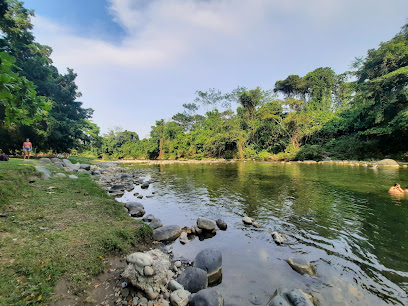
[174,261,182,268]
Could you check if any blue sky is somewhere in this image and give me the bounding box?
[24,0,408,138]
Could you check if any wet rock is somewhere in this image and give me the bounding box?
[170,289,190,306]
[242,217,253,225]
[68,174,78,179]
[55,173,67,178]
[191,225,202,235]
[271,231,287,245]
[150,218,163,229]
[176,267,208,293]
[153,225,182,242]
[189,288,224,306]
[111,184,125,191]
[142,214,155,222]
[168,280,184,291]
[122,249,170,297]
[146,195,154,198]
[179,232,188,244]
[376,159,400,166]
[252,221,261,228]
[39,157,52,164]
[137,195,144,199]
[174,261,182,268]
[193,248,222,284]
[79,163,91,170]
[197,217,216,231]
[216,219,227,230]
[128,202,145,217]
[121,173,132,180]
[286,258,316,276]
[141,182,150,189]
[268,288,313,306]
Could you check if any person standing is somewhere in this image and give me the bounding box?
[22,138,32,159]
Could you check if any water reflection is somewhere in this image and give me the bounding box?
[122,162,408,305]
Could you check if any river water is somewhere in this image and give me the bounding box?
[116,162,408,305]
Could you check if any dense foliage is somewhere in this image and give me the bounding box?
[0,0,97,154]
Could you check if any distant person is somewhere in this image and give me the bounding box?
[22,138,32,160]
[389,183,404,195]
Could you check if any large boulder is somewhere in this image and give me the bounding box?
[125,201,144,211]
[153,225,182,242]
[376,159,400,166]
[127,202,145,217]
[197,217,216,231]
[39,157,52,164]
[122,249,170,298]
[51,157,62,163]
[193,248,222,284]
[35,166,51,176]
[176,267,208,293]
[286,258,316,276]
[189,288,224,306]
[62,159,73,167]
[268,288,314,306]
[150,218,163,229]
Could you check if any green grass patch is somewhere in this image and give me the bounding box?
[0,159,151,305]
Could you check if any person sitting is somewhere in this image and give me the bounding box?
[389,184,404,195]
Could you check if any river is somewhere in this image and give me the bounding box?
[116,162,408,305]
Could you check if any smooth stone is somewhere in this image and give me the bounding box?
[216,219,227,230]
[150,218,163,229]
[137,195,144,199]
[271,231,286,245]
[193,248,222,284]
[127,252,153,268]
[286,258,316,276]
[242,217,253,224]
[197,217,216,231]
[144,266,154,276]
[167,270,175,280]
[55,173,67,178]
[174,261,182,268]
[376,159,400,166]
[51,157,62,163]
[142,214,155,222]
[62,159,73,167]
[269,288,313,306]
[170,289,190,306]
[36,166,51,176]
[252,221,261,228]
[188,288,224,306]
[121,287,129,297]
[168,280,184,291]
[39,157,52,164]
[146,195,154,198]
[92,170,101,175]
[68,174,78,179]
[153,225,182,242]
[176,267,208,293]
[121,173,132,179]
[179,232,188,244]
[111,184,125,191]
[141,182,150,189]
[145,287,159,300]
[139,297,148,305]
[129,206,145,217]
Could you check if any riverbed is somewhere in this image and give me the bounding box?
[115,162,408,305]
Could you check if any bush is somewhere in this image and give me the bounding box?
[295,145,325,161]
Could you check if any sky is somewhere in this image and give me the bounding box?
[23,0,408,138]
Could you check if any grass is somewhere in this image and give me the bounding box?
[0,159,152,305]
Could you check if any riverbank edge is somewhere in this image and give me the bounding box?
[0,159,153,305]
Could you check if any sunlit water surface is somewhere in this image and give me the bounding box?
[116,162,408,305]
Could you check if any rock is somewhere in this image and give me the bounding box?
[141,182,150,189]
[153,225,182,242]
[92,170,101,175]
[168,280,184,291]
[121,173,132,180]
[188,288,224,306]
[174,261,182,268]
[170,289,190,306]
[167,270,175,280]
[142,214,155,222]
[125,202,145,217]
[79,163,91,170]
[36,166,51,176]
[55,173,67,178]
[176,267,208,293]
[122,249,171,297]
[42,174,51,180]
[197,217,216,231]
[146,195,154,198]
[144,266,154,276]
[268,288,313,306]
[216,219,227,230]
[252,221,261,228]
[137,195,144,199]
[133,192,139,196]
[62,159,73,167]
[121,287,130,297]
[139,297,148,305]
[68,174,78,179]
[111,184,125,191]
[271,231,286,245]
[146,287,159,300]
[51,157,62,163]
[193,248,222,284]
[179,232,188,244]
[150,218,163,229]
[39,157,52,164]
[286,258,316,276]
[242,217,253,224]
[376,159,400,166]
